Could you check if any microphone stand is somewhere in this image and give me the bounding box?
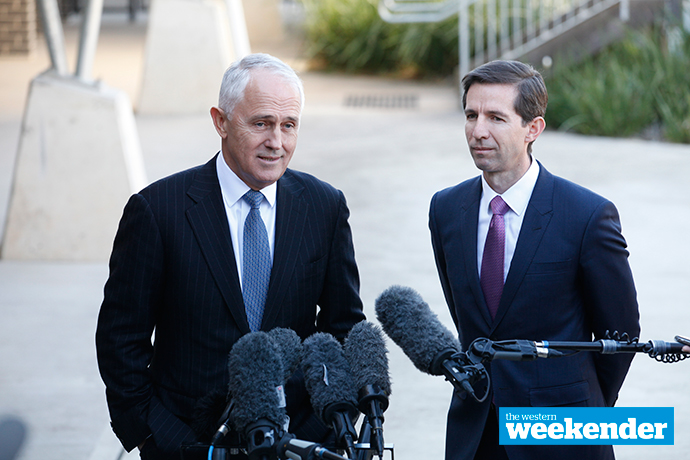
[441,333,689,403]
[354,418,395,460]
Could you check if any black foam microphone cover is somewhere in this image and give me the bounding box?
[227,331,286,433]
[375,285,461,376]
[301,332,359,421]
[343,320,391,398]
[191,387,230,441]
[267,327,303,382]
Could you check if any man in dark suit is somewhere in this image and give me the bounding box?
[96,53,365,459]
[428,60,640,460]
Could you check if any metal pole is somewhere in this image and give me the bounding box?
[76,0,105,82]
[226,0,252,59]
[684,0,690,32]
[619,0,629,22]
[36,0,69,75]
[459,0,470,82]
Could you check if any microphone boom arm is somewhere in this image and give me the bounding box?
[441,333,689,403]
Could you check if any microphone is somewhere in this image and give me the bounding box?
[0,416,26,460]
[227,331,287,459]
[277,434,348,460]
[374,285,461,375]
[200,327,301,446]
[301,332,359,459]
[375,285,478,398]
[267,327,304,382]
[210,397,234,446]
[343,321,390,459]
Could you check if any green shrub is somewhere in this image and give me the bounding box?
[545,27,690,143]
[300,0,690,143]
[301,0,458,77]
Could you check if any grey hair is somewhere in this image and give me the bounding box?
[217,53,305,118]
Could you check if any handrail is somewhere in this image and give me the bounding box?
[377,0,457,22]
[379,0,633,91]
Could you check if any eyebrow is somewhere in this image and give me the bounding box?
[249,114,299,124]
[465,108,510,119]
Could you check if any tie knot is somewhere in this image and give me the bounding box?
[490,196,510,216]
[243,190,264,209]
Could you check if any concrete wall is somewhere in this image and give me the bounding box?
[0,0,37,55]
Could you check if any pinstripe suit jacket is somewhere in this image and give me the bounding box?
[429,163,640,460]
[96,154,365,454]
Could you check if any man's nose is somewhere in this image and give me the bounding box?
[471,117,490,139]
[264,126,282,150]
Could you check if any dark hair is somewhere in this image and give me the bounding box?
[461,60,548,125]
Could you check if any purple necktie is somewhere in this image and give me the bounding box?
[480,196,510,319]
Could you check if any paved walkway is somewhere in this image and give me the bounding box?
[1,12,690,460]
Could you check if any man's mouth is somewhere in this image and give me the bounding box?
[258,155,281,163]
[471,145,494,154]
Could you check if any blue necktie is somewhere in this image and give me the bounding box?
[242,190,271,332]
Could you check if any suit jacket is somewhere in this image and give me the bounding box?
[96,154,365,454]
[429,162,640,460]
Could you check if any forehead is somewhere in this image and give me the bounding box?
[239,70,302,114]
[465,83,519,115]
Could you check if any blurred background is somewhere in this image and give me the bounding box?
[1,0,689,459]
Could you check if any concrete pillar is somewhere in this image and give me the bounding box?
[136,0,239,114]
[1,72,146,261]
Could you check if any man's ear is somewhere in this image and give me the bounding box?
[526,116,546,143]
[210,107,228,138]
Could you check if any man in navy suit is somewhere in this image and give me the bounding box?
[96,54,365,459]
[429,60,640,460]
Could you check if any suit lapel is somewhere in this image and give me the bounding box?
[492,163,554,329]
[261,170,307,330]
[186,155,250,333]
[459,178,494,326]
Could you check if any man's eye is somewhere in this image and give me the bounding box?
[466,114,477,120]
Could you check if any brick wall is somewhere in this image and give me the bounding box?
[0,0,37,55]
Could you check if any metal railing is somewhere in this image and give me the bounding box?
[379,0,630,82]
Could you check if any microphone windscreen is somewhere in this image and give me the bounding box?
[191,388,230,441]
[301,332,358,422]
[344,321,391,396]
[267,327,303,382]
[375,285,461,375]
[227,331,286,432]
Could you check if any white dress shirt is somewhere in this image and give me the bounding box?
[477,159,540,281]
[216,153,277,289]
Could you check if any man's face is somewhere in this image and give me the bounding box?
[464,83,533,177]
[213,69,302,190]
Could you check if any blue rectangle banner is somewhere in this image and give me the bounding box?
[498,407,674,445]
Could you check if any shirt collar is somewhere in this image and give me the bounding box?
[481,158,540,216]
[216,153,277,208]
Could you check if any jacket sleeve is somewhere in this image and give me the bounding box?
[580,200,640,406]
[95,193,164,451]
[429,192,461,328]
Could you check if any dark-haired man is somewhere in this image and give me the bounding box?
[429,60,640,460]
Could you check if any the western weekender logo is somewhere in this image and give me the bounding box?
[499,407,673,445]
